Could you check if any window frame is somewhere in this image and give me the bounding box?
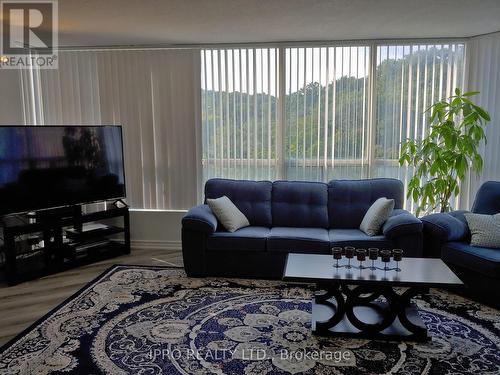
[200,39,467,200]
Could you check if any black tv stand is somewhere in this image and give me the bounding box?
[1,204,130,285]
[27,205,82,220]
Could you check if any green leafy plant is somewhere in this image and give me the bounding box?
[399,88,490,215]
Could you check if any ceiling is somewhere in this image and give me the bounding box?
[15,0,500,47]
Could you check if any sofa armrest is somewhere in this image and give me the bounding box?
[182,204,217,234]
[382,209,422,239]
[421,212,469,242]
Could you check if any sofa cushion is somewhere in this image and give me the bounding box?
[329,229,393,249]
[359,197,395,236]
[207,196,250,232]
[205,179,272,227]
[442,241,500,278]
[272,181,329,228]
[465,213,500,249]
[207,226,270,252]
[267,227,330,253]
[328,178,403,229]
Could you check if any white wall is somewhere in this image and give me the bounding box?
[130,209,185,250]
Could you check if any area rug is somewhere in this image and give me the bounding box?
[0,266,499,375]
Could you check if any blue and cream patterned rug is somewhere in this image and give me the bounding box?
[0,265,499,374]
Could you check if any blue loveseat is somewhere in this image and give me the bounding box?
[422,181,500,306]
[182,178,423,279]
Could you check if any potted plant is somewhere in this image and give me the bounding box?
[399,88,490,215]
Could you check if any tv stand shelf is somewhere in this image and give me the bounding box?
[66,225,125,241]
[1,205,130,285]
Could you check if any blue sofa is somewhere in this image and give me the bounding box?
[422,181,500,307]
[182,178,423,279]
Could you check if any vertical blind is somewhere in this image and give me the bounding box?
[464,32,500,208]
[20,49,201,210]
[284,46,371,181]
[373,43,466,211]
[201,48,280,181]
[202,43,466,209]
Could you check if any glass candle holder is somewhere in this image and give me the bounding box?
[368,248,379,270]
[344,246,355,269]
[380,249,391,271]
[332,247,343,268]
[356,249,367,269]
[393,248,403,271]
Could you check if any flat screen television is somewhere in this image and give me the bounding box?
[0,125,126,216]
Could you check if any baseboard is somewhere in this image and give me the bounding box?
[131,240,182,251]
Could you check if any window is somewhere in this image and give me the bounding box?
[284,46,370,180]
[201,48,279,181]
[373,43,465,210]
[201,42,466,203]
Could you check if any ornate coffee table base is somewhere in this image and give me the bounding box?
[312,283,430,342]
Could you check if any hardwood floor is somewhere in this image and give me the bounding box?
[0,248,184,347]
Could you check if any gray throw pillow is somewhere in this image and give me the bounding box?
[207,196,250,232]
[359,197,395,236]
[464,213,500,249]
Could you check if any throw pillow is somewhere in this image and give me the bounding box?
[207,196,250,232]
[464,213,500,249]
[360,197,395,236]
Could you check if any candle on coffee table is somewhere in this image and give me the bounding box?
[368,248,378,270]
[345,246,355,269]
[380,249,391,271]
[356,249,367,269]
[332,247,343,268]
[393,248,403,271]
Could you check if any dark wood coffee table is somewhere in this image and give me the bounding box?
[283,253,464,342]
